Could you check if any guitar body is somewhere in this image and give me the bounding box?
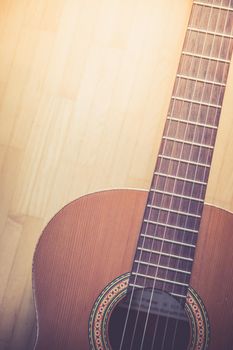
[33,189,233,350]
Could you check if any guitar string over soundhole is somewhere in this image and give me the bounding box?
[89,273,210,350]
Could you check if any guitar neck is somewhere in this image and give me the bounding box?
[129,0,233,303]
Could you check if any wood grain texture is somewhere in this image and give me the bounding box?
[33,189,147,350]
[191,205,233,350]
[33,189,233,350]
[0,0,233,349]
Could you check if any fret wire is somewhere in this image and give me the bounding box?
[154,171,207,185]
[159,0,232,296]
[128,283,189,299]
[158,154,211,167]
[131,272,189,287]
[167,116,218,129]
[128,283,144,289]
[171,95,222,109]
[150,189,204,202]
[145,0,231,300]
[187,26,233,39]
[182,50,231,63]
[170,292,187,299]
[140,234,196,248]
[173,79,225,108]
[143,219,199,234]
[176,73,226,87]
[162,136,214,149]
[165,119,218,149]
[128,1,233,308]
[135,10,209,296]
[123,7,233,346]
[169,98,221,127]
[193,1,233,12]
[134,260,192,275]
[178,55,230,85]
[147,204,201,219]
[137,247,194,262]
[128,283,143,289]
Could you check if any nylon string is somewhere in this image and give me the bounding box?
[118,1,233,349]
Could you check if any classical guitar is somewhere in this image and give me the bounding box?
[33,1,233,349]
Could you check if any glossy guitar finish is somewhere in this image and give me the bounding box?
[33,189,233,350]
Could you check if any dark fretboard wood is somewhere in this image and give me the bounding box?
[129,0,233,303]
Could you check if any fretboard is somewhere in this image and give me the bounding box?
[129,0,233,304]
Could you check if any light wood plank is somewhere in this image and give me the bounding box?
[0,146,22,235]
[0,218,22,306]
[9,30,56,150]
[11,95,73,218]
[0,29,39,146]
[0,216,43,349]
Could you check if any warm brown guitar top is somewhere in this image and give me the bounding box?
[33,191,233,349]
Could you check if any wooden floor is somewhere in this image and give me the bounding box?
[0,1,233,349]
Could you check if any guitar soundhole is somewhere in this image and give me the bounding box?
[108,287,190,350]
